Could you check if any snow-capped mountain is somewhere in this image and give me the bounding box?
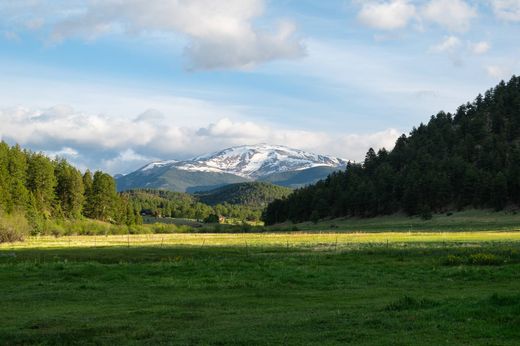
[117,144,348,192]
[139,144,347,178]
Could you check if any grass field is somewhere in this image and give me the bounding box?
[2,232,520,345]
[290,209,520,232]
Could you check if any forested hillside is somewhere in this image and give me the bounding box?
[195,182,292,208]
[122,189,263,221]
[263,76,520,225]
[0,142,141,240]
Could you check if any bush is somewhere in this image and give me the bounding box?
[443,253,504,266]
[0,213,31,243]
[443,254,464,266]
[385,296,438,311]
[468,253,503,265]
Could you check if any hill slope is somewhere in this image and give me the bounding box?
[264,76,520,225]
[116,166,250,193]
[195,182,292,208]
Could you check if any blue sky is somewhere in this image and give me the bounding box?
[0,0,519,173]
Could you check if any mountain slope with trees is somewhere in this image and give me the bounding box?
[263,76,520,225]
[122,189,264,222]
[195,182,292,208]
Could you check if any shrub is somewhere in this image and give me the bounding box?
[443,253,504,266]
[468,253,503,266]
[385,296,438,311]
[0,213,31,243]
[443,254,464,266]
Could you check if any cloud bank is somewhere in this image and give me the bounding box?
[0,105,400,174]
[0,0,305,70]
[357,0,477,32]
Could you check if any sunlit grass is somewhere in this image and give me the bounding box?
[2,231,520,250]
[2,234,520,344]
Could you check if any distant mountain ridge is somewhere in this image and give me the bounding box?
[116,144,348,192]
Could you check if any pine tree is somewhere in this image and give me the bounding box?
[26,153,56,217]
[55,159,84,218]
[0,142,12,212]
[492,172,508,211]
[8,145,29,212]
[82,170,94,217]
[89,171,118,221]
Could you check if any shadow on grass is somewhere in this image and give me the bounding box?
[2,242,520,265]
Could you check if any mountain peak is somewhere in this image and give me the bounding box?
[159,144,347,178]
[118,144,348,192]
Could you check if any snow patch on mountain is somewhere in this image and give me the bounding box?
[140,160,178,171]
[137,144,347,178]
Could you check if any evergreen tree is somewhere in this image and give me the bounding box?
[26,153,56,217]
[8,145,30,212]
[263,76,520,225]
[0,142,12,212]
[88,171,118,222]
[492,172,508,211]
[55,159,84,218]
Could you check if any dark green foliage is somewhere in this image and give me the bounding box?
[54,159,84,218]
[264,76,520,224]
[122,189,263,221]
[257,166,344,188]
[85,172,119,221]
[195,182,292,207]
[27,152,57,217]
[204,214,220,224]
[0,142,141,238]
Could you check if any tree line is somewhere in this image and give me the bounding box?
[122,189,263,222]
[263,76,520,225]
[0,142,142,235]
[195,182,292,208]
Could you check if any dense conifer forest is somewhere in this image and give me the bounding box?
[195,182,292,208]
[263,76,520,225]
[0,142,142,240]
[122,189,265,222]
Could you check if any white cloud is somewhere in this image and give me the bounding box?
[0,105,401,174]
[490,0,520,22]
[45,147,79,158]
[3,30,19,41]
[471,41,490,55]
[358,0,416,30]
[486,65,511,79]
[0,0,305,70]
[422,0,477,32]
[430,36,461,53]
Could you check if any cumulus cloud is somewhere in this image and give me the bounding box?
[358,0,416,30]
[0,0,305,70]
[429,37,491,65]
[486,65,511,79]
[430,36,461,53]
[355,0,478,33]
[490,0,520,22]
[421,0,477,32]
[471,41,491,55]
[0,105,400,174]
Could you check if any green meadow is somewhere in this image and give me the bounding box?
[2,231,520,345]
